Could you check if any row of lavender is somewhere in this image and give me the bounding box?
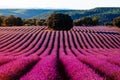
[0,26,120,80]
[0,26,119,56]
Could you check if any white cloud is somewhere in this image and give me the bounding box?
[0,0,120,9]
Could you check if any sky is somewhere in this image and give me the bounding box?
[0,0,120,9]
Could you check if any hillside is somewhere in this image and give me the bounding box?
[0,7,120,25]
[33,7,120,25]
[0,26,120,79]
[0,9,51,18]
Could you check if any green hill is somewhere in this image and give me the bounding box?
[0,7,120,25]
[32,7,120,25]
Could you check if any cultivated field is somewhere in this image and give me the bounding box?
[0,26,120,80]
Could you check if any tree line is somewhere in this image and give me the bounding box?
[0,14,120,28]
[0,15,46,26]
[104,16,120,28]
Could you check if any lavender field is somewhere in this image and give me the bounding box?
[0,26,120,80]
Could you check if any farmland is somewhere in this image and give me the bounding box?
[0,26,120,80]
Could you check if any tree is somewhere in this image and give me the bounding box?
[74,16,100,26]
[81,17,93,26]
[92,16,99,26]
[15,17,23,26]
[113,16,120,27]
[73,19,83,26]
[36,19,46,26]
[0,17,2,26]
[23,18,36,26]
[0,16,5,26]
[46,13,73,30]
[3,15,16,26]
[104,22,113,26]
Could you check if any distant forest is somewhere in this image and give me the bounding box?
[0,14,120,28]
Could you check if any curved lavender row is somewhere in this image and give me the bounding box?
[68,31,76,48]
[0,55,40,80]
[35,31,52,56]
[2,33,29,52]
[0,56,16,66]
[11,33,39,52]
[0,33,31,56]
[5,28,40,52]
[81,32,92,49]
[39,48,51,57]
[102,33,120,48]
[13,31,47,56]
[73,31,85,48]
[90,49,120,57]
[1,32,27,41]
[64,31,70,48]
[73,26,120,33]
[87,33,103,48]
[0,26,44,49]
[95,33,110,48]
[0,33,21,47]
[109,34,120,42]
[110,34,120,45]
[70,31,81,49]
[105,56,120,67]
[60,55,104,80]
[9,34,33,53]
[90,33,106,49]
[27,31,48,56]
[10,33,37,53]
[77,55,120,80]
[1,29,38,51]
[77,32,88,48]
[99,33,117,48]
[93,53,120,67]
[0,33,24,50]
[0,26,45,34]
[83,32,96,48]
[0,34,13,42]
[0,26,119,55]
[20,55,62,80]
[13,32,44,56]
[59,31,64,48]
[18,31,43,54]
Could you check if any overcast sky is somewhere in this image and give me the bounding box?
[0,0,120,9]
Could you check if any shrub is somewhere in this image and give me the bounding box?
[73,16,99,26]
[113,16,120,27]
[73,19,83,26]
[81,17,93,26]
[104,22,113,26]
[36,19,46,26]
[23,19,36,26]
[15,17,23,26]
[3,15,16,26]
[0,19,2,26]
[46,13,73,30]
[3,15,23,26]
[92,16,99,26]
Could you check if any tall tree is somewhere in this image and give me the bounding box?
[92,16,99,26]
[3,15,16,26]
[113,16,120,27]
[15,17,23,26]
